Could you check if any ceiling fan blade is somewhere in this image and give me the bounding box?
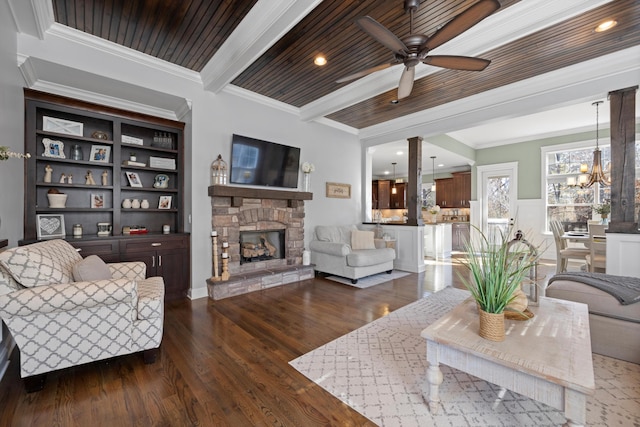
[336,62,397,84]
[423,0,500,51]
[356,16,408,55]
[423,55,490,71]
[397,66,415,100]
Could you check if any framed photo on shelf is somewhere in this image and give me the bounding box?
[41,138,65,158]
[36,214,65,240]
[158,195,172,209]
[90,193,105,208]
[326,182,351,199]
[126,171,143,188]
[89,145,111,163]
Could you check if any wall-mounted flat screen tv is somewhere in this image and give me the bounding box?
[229,134,300,188]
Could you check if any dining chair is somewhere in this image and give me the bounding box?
[586,224,607,273]
[550,220,590,273]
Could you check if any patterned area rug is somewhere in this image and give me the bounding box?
[324,270,410,288]
[290,287,640,426]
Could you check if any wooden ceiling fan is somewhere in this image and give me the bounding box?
[337,0,500,100]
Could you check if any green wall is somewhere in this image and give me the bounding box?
[473,129,611,200]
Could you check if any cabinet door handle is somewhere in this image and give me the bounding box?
[152,256,155,268]
[159,255,162,267]
[151,242,162,247]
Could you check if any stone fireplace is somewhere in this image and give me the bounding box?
[206,185,314,299]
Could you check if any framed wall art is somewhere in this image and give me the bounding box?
[89,145,111,163]
[41,138,65,158]
[326,182,351,199]
[36,214,66,239]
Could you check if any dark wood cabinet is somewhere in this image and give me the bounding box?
[373,180,391,209]
[436,172,471,208]
[22,89,190,300]
[119,234,190,300]
[435,178,454,207]
[390,182,406,209]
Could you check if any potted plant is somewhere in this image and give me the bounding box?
[457,225,541,341]
[593,201,611,223]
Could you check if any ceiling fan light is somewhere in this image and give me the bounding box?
[595,20,617,32]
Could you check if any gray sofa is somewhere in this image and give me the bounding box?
[310,225,396,284]
[545,272,640,364]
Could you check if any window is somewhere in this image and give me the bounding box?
[544,143,610,231]
[544,140,640,231]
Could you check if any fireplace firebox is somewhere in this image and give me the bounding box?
[239,229,285,264]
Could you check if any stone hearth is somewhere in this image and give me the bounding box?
[207,185,313,299]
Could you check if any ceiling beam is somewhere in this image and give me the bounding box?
[201,0,323,93]
[299,0,613,122]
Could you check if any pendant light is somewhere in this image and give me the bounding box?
[391,162,397,195]
[567,101,610,188]
[585,101,610,188]
[430,156,436,192]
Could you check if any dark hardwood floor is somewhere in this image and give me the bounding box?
[0,258,556,426]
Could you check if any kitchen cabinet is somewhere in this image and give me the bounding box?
[372,180,391,209]
[435,172,471,208]
[452,223,470,251]
[390,182,406,209]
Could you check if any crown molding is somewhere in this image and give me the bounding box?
[46,23,203,85]
[359,46,640,147]
[17,54,37,87]
[201,0,322,93]
[31,0,54,40]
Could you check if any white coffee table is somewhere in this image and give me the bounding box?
[421,297,595,427]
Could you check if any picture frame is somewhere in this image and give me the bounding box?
[89,145,111,163]
[326,182,351,199]
[43,116,83,136]
[125,171,143,188]
[41,138,65,158]
[36,214,66,240]
[158,195,172,210]
[90,193,105,208]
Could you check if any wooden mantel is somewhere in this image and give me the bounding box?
[208,185,312,207]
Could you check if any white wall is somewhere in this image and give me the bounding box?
[0,0,24,382]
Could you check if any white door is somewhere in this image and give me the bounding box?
[476,163,518,244]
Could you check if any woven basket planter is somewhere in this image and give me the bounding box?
[478,308,505,342]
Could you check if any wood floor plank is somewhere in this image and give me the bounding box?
[0,258,556,425]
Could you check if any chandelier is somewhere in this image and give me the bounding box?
[567,101,610,188]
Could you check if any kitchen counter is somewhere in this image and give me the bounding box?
[424,223,452,259]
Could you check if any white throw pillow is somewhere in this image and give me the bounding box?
[351,230,376,250]
[72,255,113,282]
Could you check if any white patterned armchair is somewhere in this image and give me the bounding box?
[0,239,164,391]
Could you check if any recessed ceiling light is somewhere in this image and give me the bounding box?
[314,56,327,66]
[396,151,403,155]
[594,19,617,32]
[384,170,390,175]
[438,163,444,167]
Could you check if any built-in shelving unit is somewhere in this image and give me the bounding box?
[22,89,190,300]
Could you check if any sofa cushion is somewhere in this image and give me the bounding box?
[0,265,23,296]
[73,255,112,282]
[316,225,356,244]
[0,239,82,287]
[347,248,395,267]
[546,279,640,323]
[351,230,375,250]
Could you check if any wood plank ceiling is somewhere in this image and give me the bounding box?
[52,0,639,130]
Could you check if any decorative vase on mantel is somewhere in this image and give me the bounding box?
[302,172,311,192]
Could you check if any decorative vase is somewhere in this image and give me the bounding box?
[302,172,311,192]
[131,199,141,209]
[478,308,505,342]
[47,193,68,208]
[141,199,149,209]
[601,214,608,225]
[122,199,132,209]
